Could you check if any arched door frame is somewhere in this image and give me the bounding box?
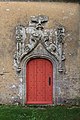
[14,15,66,105]
[20,54,58,105]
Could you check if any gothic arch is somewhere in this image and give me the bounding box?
[14,15,66,105]
[21,53,58,105]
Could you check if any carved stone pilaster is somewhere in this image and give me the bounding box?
[14,25,26,72]
[55,25,66,72]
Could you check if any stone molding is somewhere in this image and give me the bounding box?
[14,15,66,73]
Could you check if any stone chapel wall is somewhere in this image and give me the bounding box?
[0,2,80,104]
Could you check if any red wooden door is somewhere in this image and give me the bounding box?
[26,58,53,104]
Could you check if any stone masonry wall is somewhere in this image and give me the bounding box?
[0,2,80,104]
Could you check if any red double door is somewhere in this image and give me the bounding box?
[26,58,53,104]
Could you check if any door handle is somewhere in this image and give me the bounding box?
[48,77,51,86]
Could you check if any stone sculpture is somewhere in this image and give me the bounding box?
[14,15,66,72]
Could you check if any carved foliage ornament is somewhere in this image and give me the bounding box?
[14,15,66,72]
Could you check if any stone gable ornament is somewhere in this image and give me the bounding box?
[14,15,66,73]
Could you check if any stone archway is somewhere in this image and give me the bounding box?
[21,53,58,105]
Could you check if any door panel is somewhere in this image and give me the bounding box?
[26,58,53,104]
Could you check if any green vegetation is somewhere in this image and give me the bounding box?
[0,105,80,120]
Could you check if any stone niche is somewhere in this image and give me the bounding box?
[0,2,80,105]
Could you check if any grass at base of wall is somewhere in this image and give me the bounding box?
[0,105,80,120]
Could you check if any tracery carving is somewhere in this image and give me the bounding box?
[14,15,66,72]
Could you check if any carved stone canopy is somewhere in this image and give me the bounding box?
[14,15,66,73]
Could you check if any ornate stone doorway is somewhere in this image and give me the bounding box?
[14,15,65,105]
